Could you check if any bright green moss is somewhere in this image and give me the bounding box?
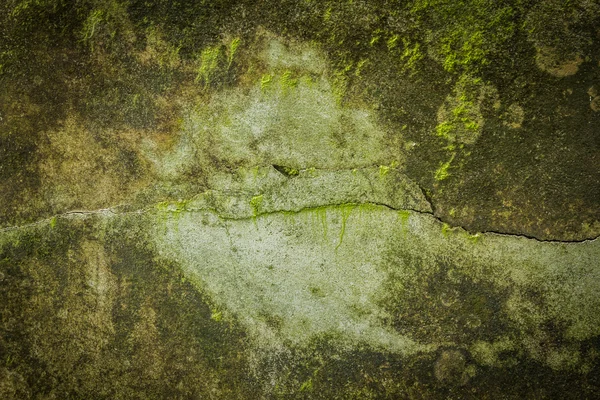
[379,161,399,178]
[275,164,300,176]
[260,73,273,91]
[250,194,264,216]
[400,39,425,74]
[409,0,517,74]
[81,9,104,42]
[280,70,299,93]
[196,45,221,86]
[467,232,481,244]
[210,309,223,322]
[434,74,495,147]
[354,59,368,77]
[299,377,313,392]
[379,164,390,177]
[397,210,411,233]
[228,37,241,68]
[387,34,400,50]
[335,204,355,251]
[313,207,328,240]
[436,121,453,140]
[154,200,191,219]
[434,154,455,181]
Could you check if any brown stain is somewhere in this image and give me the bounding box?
[434,350,469,386]
[136,28,183,70]
[17,240,118,389]
[150,92,190,152]
[0,368,29,399]
[591,96,600,112]
[129,301,164,380]
[502,103,525,129]
[535,46,583,77]
[38,113,153,212]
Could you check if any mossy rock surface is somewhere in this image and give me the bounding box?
[1,0,599,398]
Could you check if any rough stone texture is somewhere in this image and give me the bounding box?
[1,0,599,398]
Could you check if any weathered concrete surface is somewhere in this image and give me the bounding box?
[1,0,600,398]
[2,196,600,398]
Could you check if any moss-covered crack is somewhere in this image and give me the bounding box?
[1,196,598,244]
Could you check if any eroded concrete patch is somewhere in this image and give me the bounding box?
[145,36,401,182]
[148,190,600,372]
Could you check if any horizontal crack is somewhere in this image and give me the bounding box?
[235,201,599,244]
[0,197,598,245]
[370,202,600,244]
[410,179,598,244]
[0,206,151,234]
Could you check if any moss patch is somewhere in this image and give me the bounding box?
[0,216,257,399]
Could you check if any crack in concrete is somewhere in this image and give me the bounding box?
[2,198,597,244]
[0,206,149,234]
[217,201,599,244]
[364,202,600,244]
[0,159,596,244]
[402,181,599,244]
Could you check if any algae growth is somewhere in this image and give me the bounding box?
[1,0,599,398]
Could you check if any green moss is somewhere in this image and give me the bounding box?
[409,0,517,74]
[315,207,328,240]
[81,9,105,43]
[434,153,455,181]
[434,74,491,145]
[260,73,273,91]
[379,164,390,177]
[155,199,190,214]
[400,38,425,75]
[250,194,264,216]
[299,377,313,392]
[79,0,132,53]
[335,204,355,251]
[379,161,399,178]
[210,309,223,322]
[387,34,400,50]
[354,58,368,77]
[155,201,169,211]
[369,34,380,46]
[196,45,221,86]
[274,164,299,176]
[467,232,481,244]
[228,37,241,68]
[397,210,411,221]
[441,222,451,236]
[323,6,332,22]
[397,210,411,233]
[280,70,299,91]
[331,68,350,104]
[435,121,453,140]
